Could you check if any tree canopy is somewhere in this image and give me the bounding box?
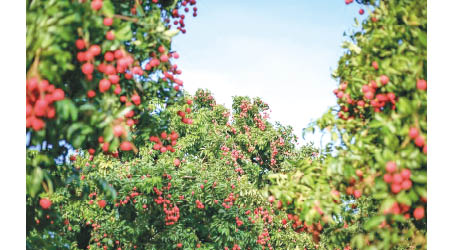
[26,0,427,249]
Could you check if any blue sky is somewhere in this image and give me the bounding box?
[172,0,368,147]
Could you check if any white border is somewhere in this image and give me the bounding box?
[0,0,446,249]
[0,1,26,249]
[428,0,450,249]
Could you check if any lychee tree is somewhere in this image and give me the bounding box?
[267,0,427,249]
[26,0,198,210]
[27,90,323,249]
[26,0,201,246]
[27,0,427,249]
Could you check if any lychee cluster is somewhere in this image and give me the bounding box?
[383,161,412,194]
[26,77,65,131]
[150,131,179,153]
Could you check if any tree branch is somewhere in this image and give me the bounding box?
[114,14,139,23]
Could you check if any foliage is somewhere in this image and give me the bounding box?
[268,0,427,249]
[26,0,195,199]
[27,90,321,249]
[26,0,427,249]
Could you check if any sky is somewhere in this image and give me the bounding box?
[172,0,368,147]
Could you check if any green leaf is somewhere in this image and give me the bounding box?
[396,191,411,206]
[380,198,396,214]
[352,234,365,249]
[418,31,427,47]
[29,167,44,197]
[67,123,83,139]
[414,185,427,198]
[99,116,114,128]
[104,126,114,142]
[115,23,132,41]
[72,135,86,148]
[79,103,97,112]
[162,29,179,40]
[43,171,54,194]
[397,98,412,115]
[410,171,427,183]
[364,215,385,230]
[110,137,119,151]
[408,189,419,202]
[373,191,389,200]
[102,0,115,17]
[69,102,78,121]
[81,126,93,136]
[136,2,145,17]
[55,99,78,121]
[116,106,134,118]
